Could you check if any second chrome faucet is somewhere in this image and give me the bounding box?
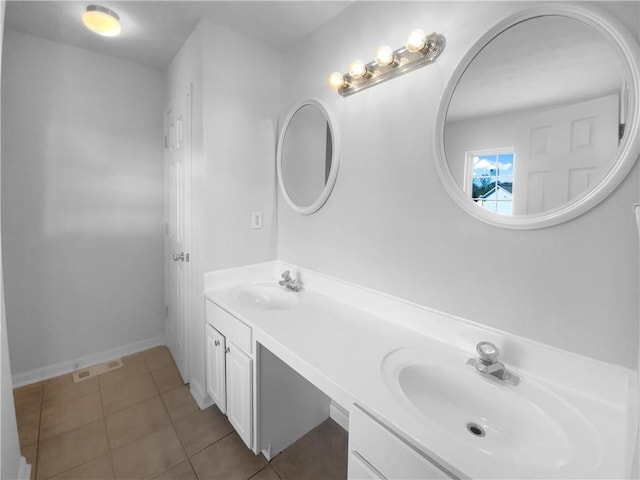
[278,270,303,292]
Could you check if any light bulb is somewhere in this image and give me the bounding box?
[406,28,427,53]
[375,45,395,66]
[348,60,367,79]
[82,5,121,37]
[328,72,346,90]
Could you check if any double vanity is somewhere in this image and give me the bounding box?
[204,261,637,479]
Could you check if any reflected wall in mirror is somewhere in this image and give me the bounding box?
[435,5,639,229]
[277,98,340,215]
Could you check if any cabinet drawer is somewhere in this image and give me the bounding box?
[349,404,455,480]
[206,300,252,354]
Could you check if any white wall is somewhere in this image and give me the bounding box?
[0,3,25,478]
[277,1,640,369]
[1,31,165,377]
[165,19,280,402]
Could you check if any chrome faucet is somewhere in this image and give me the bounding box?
[466,341,519,385]
[278,270,303,292]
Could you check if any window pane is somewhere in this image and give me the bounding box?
[472,176,496,199]
[472,155,498,177]
[496,200,513,215]
[497,153,514,177]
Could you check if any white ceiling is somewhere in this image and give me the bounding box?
[4,1,353,71]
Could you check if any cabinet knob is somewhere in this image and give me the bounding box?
[214,340,220,347]
[225,347,230,354]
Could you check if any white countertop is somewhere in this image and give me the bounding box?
[204,260,637,479]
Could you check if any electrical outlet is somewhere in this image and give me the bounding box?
[251,211,263,229]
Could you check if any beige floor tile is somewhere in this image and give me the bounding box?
[174,406,234,456]
[160,385,198,421]
[105,396,170,449]
[143,347,174,371]
[314,418,348,458]
[40,391,103,441]
[17,412,40,447]
[43,375,99,409]
[271,429,347,480]
[50,454,114,480]
[14,383,44,418]
[111,425,186,479]
[99,355,150,391]
[37,419,109,480]
[190,432,267,480]
[153,460,197,480]
[21,443,37,480]
[151,364,184,394]
[250,465,282,480]
[100,372,158,416]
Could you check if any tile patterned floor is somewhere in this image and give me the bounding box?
[13,346,348,480]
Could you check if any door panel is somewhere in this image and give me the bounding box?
[165,91,191,382]
[513,94,618,214]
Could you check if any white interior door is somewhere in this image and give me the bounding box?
[165,91,191,382]
[513,94,618,214]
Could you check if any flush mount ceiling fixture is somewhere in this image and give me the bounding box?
[328,29,445,97]
[82,5,121,37]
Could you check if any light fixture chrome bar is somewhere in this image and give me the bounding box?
[334,33,445,97]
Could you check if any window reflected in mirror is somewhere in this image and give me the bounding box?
[467,149,514,215]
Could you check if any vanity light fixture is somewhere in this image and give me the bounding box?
[328,29,445,97]
[82,5,122,37]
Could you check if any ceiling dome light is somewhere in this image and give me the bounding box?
[82,5,121,37]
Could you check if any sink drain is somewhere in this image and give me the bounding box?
[466,422,485,437]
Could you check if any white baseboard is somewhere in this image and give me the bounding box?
[189,379,213,410]
[329,401,349,431]
[16,455,31,480]
[12,335,166,387]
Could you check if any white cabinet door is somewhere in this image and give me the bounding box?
[205,324,226,414]
[226,341,253,449]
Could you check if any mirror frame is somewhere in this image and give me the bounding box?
[277,98,340,215]
[434,4,640,229]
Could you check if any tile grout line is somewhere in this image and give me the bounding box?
[33,384,44,480]
[97,377,117,480]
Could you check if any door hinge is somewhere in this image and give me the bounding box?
[165,306,169,317]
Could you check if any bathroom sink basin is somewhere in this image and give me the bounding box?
[230,282,299,310]
[381,347,602,476]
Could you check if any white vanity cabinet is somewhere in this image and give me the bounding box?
[205,300,253,449]
[348,404,456,480]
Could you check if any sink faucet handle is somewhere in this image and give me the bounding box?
[476,341,500,364]
[281,270,292,281]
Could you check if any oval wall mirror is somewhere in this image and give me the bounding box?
[277,98,340,215]
[434,5,640,229]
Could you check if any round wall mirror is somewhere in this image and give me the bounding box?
[277,98,340,215]
[434,5,640,229]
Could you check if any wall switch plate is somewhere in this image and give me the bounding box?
[251,211,263,229]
